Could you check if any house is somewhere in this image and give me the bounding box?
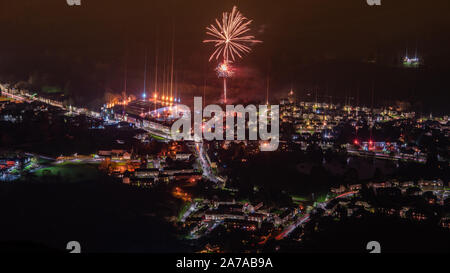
[134,168,159,178]
[98,149,132,160]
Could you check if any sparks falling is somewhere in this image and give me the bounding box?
[204,6,261,63]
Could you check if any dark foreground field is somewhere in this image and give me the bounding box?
[0,178,190,253]
[280,216,450,253]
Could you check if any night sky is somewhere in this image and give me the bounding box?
[0,0,449,112]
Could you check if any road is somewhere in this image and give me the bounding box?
[195,142,221,184]
[275,214,310,241]
[275,191,357,240]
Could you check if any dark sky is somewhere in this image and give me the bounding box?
[0,0,449,112]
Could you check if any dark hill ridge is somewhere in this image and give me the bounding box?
[0,179,190,253]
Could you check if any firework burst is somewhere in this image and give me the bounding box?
[204,6,261,63]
